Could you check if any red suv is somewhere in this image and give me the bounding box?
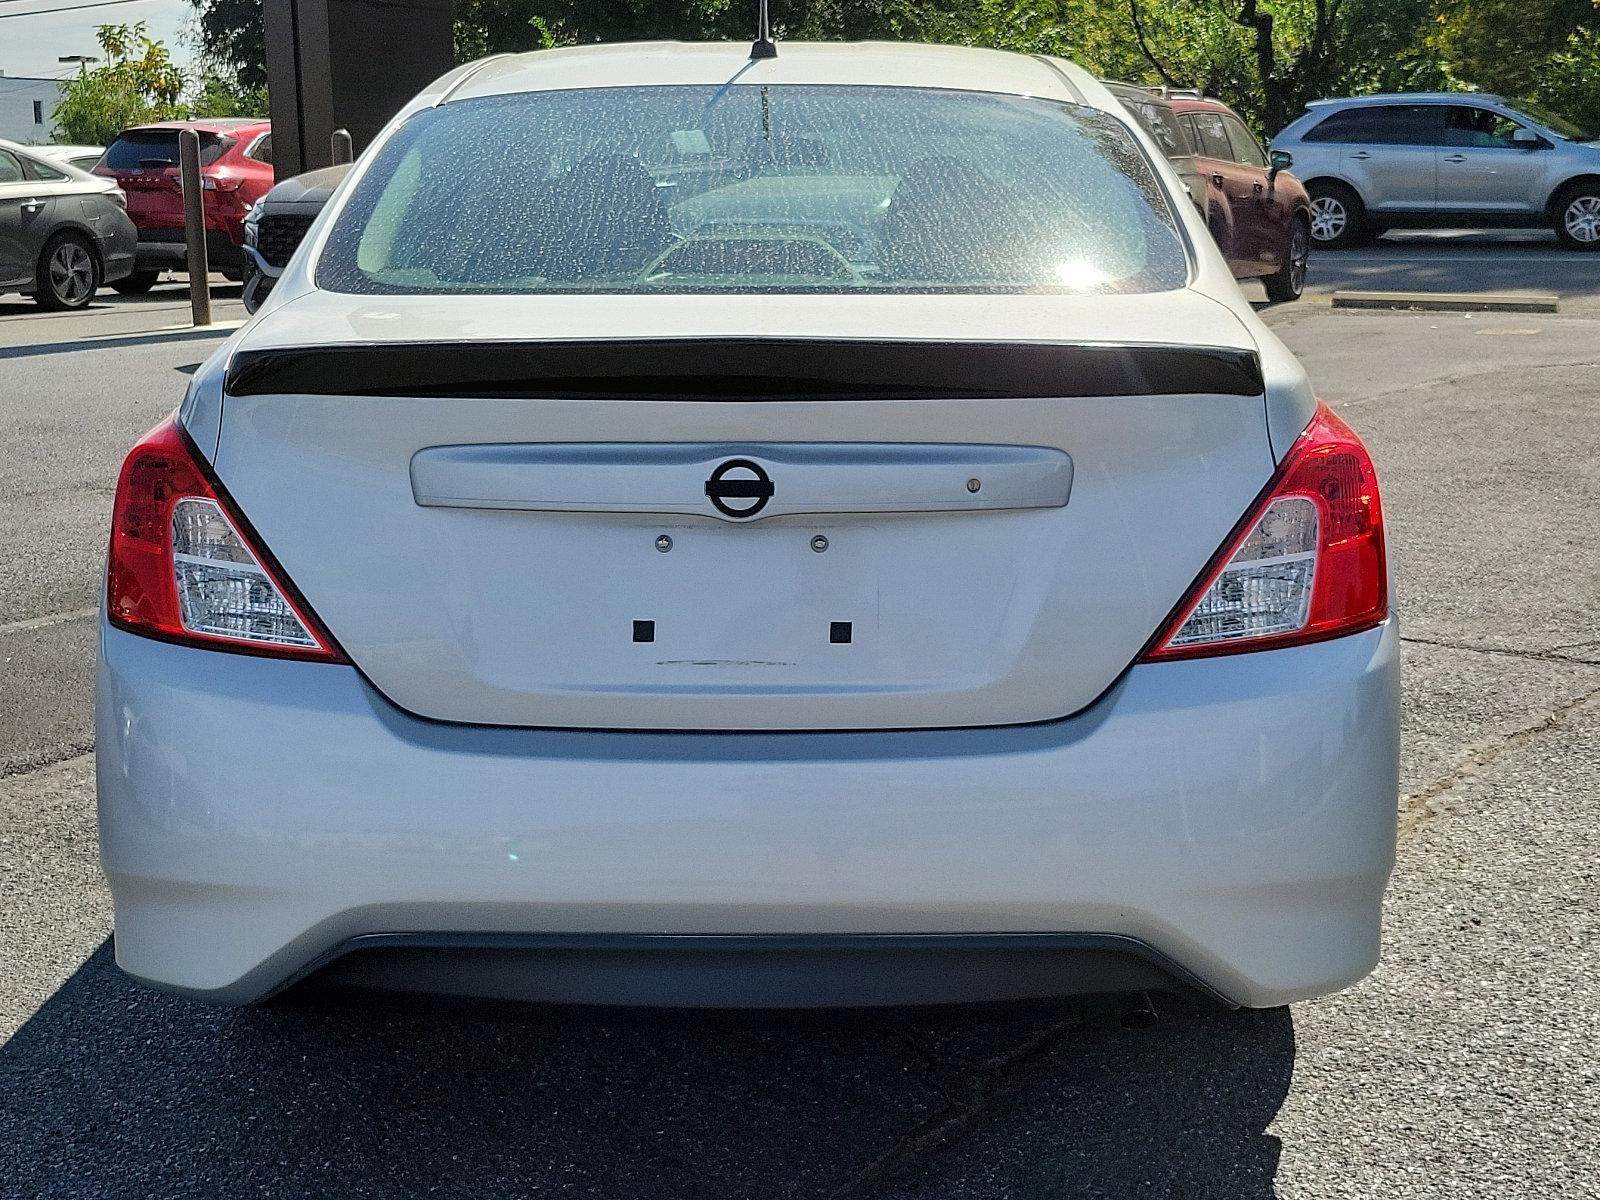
[1166,94,1311,301]
[95,119,273,293]
[1106,84,1312,302]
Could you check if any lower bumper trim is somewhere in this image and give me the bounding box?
[239,932,1239,1010]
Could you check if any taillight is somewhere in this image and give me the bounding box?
[107,418,344,661]
[1142,402,1387,661]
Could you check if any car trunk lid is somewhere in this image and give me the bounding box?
[99,130,231,232]
[211,290,1275,730]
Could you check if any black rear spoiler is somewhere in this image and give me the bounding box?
[224,339,1264,401]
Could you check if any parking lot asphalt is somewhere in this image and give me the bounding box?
[2,244,1598,1197]
[1261,229,1600,314]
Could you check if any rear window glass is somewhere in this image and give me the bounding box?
[1304,105,1444,146]
[25,155,69,181]
[1120,97,1194,158]
[103,131,231,170]
[318,85,1188,296]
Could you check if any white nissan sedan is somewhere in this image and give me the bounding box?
[97,41,1397,1010]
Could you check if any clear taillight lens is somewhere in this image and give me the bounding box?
[170,498,322,649]
[1143,402,1387,660]
[1161,496,1319,649]
[107,418,343,661]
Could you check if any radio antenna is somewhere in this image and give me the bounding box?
[750,0,777,59]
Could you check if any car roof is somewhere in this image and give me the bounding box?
[1166,96,1238,117]
[1098,80,1176,109]
[1305,92,1505,109]
[118,118,269,135]
[0,138,61,159]
[444,41,1099,108]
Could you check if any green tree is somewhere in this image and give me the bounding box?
[53,23,188,146]
[191,0,268,93]
[192,74,270,118]
[1117,0,1435,133]
[1532,25,1600,131]
[1427,0,1596,99]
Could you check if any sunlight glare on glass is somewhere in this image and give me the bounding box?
[1055,259,1110,290]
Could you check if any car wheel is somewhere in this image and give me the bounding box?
[34,233,102,311]
[112,270,161,295]
[1553,185,1600,250]
[1264,217,1311,304]
[1307,182,1365,249]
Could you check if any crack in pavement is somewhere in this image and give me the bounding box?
[1398,681,1600,842]
[0,608,97,637]
[1326,355,1600,411]
[1545,637,1600,654]
[831,1017,1087,1197]
[1400,633,1600,666]
[1,741,95,781]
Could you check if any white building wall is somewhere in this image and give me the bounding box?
[0,74,65,144]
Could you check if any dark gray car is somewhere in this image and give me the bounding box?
[1100,82,1209,219]
[0,138,137,308]
[242,163,351,312]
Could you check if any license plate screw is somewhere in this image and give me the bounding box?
[655,535,673,552]
[811,535,829,553]
[967,478,982,493]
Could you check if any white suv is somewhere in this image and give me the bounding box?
[1272,93,1600,249]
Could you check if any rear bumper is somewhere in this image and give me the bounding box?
[96,618,1400,1009]
[97,214,137,284]
[133,228,244,272]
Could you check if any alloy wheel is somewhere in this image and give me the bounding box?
[1564,196,1600,245]
[48,242,96,305]
[1309,197,1346,243]
[1289,224,1310,293]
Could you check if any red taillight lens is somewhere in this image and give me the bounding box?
[107,418,344,661]
[1142,402,1387,661]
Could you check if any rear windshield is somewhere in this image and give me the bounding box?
[318,85,1189,296]
[1120,97,1195,158]
[103,131,231,170]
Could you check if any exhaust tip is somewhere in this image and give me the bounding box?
[1120,991,1159,1030]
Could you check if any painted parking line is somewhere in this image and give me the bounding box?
[1321,253,1599,264]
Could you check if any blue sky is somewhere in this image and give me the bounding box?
[0,0,193,81]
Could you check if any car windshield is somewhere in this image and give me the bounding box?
[317,85,1188,296]
[1501,100,1595,143]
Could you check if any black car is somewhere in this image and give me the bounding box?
[242,163,351,312]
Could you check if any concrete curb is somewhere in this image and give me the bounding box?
[1331,290,1559,314]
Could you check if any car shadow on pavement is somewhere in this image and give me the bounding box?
[0,940,1294,1199]
[0,328,238,362]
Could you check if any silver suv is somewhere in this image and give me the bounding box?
[1272,93,1600,249]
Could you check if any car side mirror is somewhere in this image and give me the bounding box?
[1269,149,1293,176]
[1511,127,1545,149]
